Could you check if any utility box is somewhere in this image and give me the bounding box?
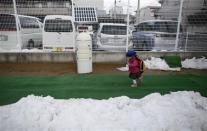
[76,33,93,74]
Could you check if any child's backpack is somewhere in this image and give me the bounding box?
[140,59,147,73]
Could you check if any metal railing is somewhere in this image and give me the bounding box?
[0,0,207,52]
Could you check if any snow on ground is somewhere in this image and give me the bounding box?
[144,57,181,71]
[0,48,43,53]
[182,57,207,69]
[117,57,181,71]
[0,91,207,131]
[118,57,207,71]
[21,48,43,53]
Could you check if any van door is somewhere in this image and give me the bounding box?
[19,17,42,49]
[0,14,18,50]
[44,19,74,51]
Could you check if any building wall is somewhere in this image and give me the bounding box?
[0,0,73,18]
[109,6,123,17]
[158,0,205,20]
[138,7,160,23]
[157,0,180,20]
[158,0,207,33]
[73,0,104,10]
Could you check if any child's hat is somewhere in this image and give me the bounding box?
[126,50,136,57]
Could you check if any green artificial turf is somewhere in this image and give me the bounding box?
[163,55,182,68]
[0,74,207,105]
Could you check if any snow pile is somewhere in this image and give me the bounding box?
[182,57,207,69]
[21,49,43,53]
[144,57,181,71]
[0,48,20,53]
[0,91,207,131]
[117,57,181,71]
[118,57,207,71]
[0,48,43,53]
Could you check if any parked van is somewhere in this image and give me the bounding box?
[93,23,133,51]
[43,15,75,52]
[0,14,42,50]
[132,20,183,51]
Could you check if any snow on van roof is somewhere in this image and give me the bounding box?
[0,13,40,20]
[44,15,74,20]
[137,20,178,25]
[99,23,126,26]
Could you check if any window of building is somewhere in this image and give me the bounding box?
[204,0,207,6]
[65,2,70,8]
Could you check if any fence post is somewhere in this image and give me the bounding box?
[126,0,130,52]
[184,32,188,52]
[175,0,184,51]
[137,0,140,24]
[71,0,74,18]
[13,0,21,50]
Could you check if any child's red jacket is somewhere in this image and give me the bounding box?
[128,56,142,74]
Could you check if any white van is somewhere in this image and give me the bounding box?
[0,14,42,50]
[94,23,133,51]
[43,15,75,52]
[132,20,183,51]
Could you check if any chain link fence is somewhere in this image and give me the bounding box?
[0,0,206,52]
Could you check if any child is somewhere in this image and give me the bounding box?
[126,50,143,87]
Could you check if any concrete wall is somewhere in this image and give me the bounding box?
[74,0,104,10]
[0,7,72,16]
[0,51,206,63]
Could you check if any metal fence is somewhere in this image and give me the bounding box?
[0,0,207,52]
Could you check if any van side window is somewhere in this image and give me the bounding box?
[101,25,126,35]
[20,17,40,29]
[154,22,178,33]
[0,14,16,30]
[143,22,154,31]
[164,22,180,33]
[136,23,144,31]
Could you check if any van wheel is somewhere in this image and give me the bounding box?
[28,40,34,49]
[39,44,43,49]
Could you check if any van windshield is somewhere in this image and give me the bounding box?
[44,19,73,32]
[101,25,127,35]
[136,21,180,33]
[0,14,16,31]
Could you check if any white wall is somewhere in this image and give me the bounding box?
[0,52,206,63]
[74,0,104,10]
[139,7,155,22]
[136,6,160,24]
[109,6,123,16]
